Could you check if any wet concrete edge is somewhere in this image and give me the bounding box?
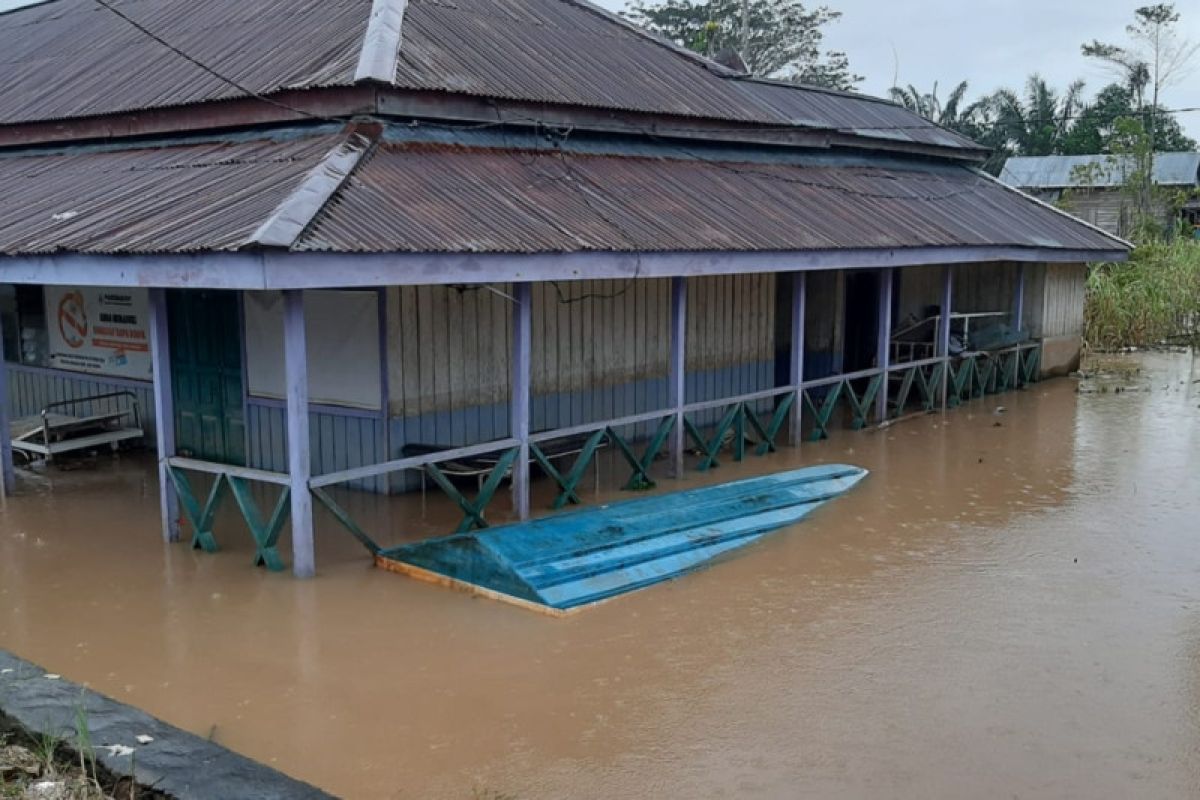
[0,649,335,800]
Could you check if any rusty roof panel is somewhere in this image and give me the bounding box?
[0,134,1122,257]
[0,0,366,124]
[299,142,1123,254]
[393,0,767,121]
[0,0,980,155]
[0,134,342,254]
[734,80,982,152]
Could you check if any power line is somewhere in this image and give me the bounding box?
[89,0,353,124]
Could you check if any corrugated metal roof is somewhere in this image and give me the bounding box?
[0,130,1119,256]
[393,0,765,121]
[728,80,981,152]
[0,134,343,254]
[0,0,980,155]
[1000,152,1200,189]
[299,141,1123,254]
[0,0,367,123]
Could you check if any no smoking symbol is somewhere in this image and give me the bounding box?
[57,291,88,349]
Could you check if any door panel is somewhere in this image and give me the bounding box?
[168,290,245,465]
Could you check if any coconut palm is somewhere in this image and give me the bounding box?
[888,80,969,127]
[988,74,1086,157]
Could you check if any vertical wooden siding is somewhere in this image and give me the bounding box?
[895,264,942,323]
[802,270,844,377]
[1039,263,1086,338]
[685,274,776,407]
[895,262,1019,324]
[533,279,671,432]
[954,262,1018,314]
[388,284,512,446]
[245,401,387,493]
[384,277,778,450]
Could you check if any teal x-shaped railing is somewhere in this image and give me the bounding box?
[167,341,1043,569]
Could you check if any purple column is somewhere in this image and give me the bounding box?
[669,276,687,477]
[788,272,806,447]
[284,289,315,577]
[147,288,178,541]
[939,265,954,410]
[511,282,532,519]
[1013,263,1026,332]
[0,312,13,495]
[875,268,894,422]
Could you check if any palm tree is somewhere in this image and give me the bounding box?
[988,74,1086,157]
[888,80,975,128]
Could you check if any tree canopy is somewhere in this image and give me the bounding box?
[1061,83,1196,155]
[624,0,862,90]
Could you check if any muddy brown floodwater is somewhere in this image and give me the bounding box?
[2,350,1199,799]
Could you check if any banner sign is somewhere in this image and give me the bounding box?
[45,287,152,380]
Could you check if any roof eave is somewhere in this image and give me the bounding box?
[0,246,1129,291]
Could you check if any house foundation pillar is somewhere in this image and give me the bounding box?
[788,271,806,447]
[511,282,532,520]
[147,288,178,541]
[669,276,687,478]
[284,289,315,577]
[876,268,894,422]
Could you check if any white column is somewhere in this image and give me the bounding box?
[939,265,954,410]
[876,268,894,422]
[0,313,13,496]
[788,272,806,447]
[284,289,315,577]
[669,276,687,477]
[147,288,178,541]
[511,282,532,520]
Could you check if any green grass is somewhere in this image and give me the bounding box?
[1086,240,1200,351]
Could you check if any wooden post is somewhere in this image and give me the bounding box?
[788,271,806,447]
[875,268,894,422]
[1013,263,1026,332]
[669,276,687,477]
[0,314,13,496]
[511,282,532,520]
[147,288,178,540]
[939,265,954,411]
[284,289,315,578]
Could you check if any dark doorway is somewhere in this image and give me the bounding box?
[168,289,245,465]
[842,271,879,373]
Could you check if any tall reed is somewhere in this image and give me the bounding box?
[1085,240,1200,351]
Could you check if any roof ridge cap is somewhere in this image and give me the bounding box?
[249,130,375,249]
[355,0,408,84]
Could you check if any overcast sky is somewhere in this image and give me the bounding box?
[599,0,1200,141]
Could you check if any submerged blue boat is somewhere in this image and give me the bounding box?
[377,463,868,614]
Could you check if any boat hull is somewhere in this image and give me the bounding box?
[377,463,868,614]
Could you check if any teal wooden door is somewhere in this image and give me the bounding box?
[168,290,245,465]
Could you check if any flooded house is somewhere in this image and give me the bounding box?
[0,0,1129,582]
[1000,152,1200,237]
